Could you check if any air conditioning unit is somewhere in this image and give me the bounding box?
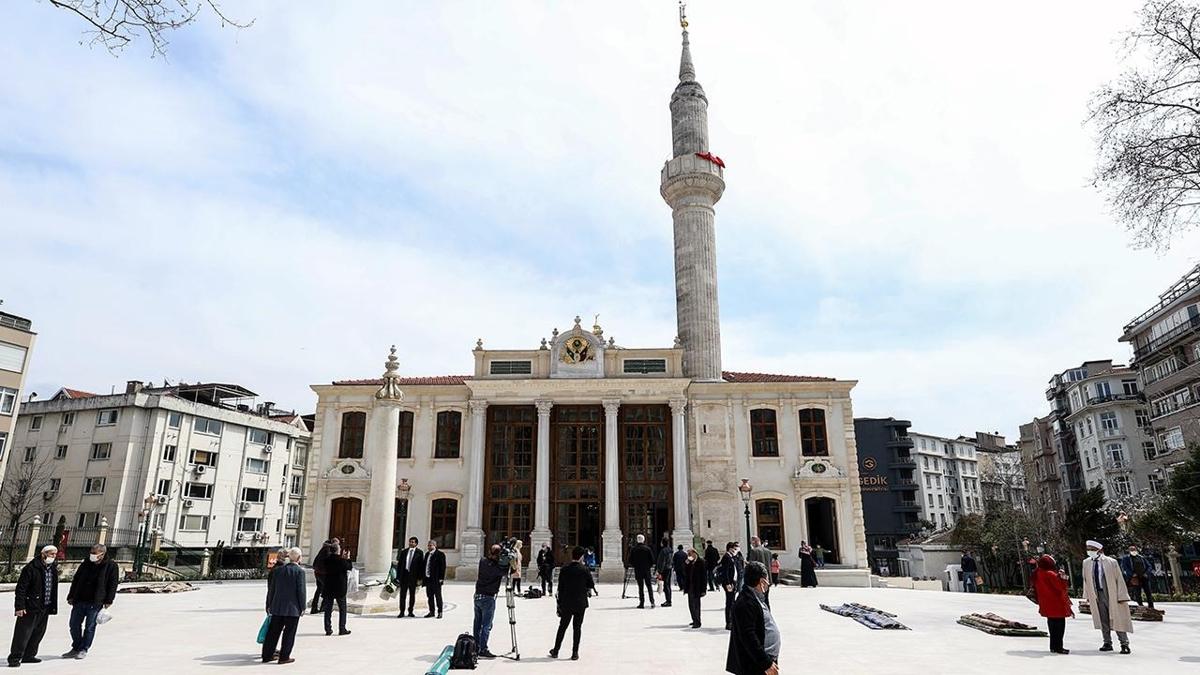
[42,491,56,501]
[260,532,270,543]
[263,445,273,454]
[193,464,207,475]
[58,424,69,434]
[239,502,251,512]
[155,495,169,506]
[183,499,195,509]
[234,532,245,541]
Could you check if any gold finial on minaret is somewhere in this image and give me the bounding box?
[679,1,688,29]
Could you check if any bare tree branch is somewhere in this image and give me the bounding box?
[41,0,253,58]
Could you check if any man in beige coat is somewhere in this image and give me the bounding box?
[1080,539,1132,654]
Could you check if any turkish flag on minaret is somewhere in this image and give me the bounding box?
[695,151,725,168]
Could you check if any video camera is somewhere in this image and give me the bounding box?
[497,536,520,573]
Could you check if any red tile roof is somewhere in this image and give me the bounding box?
[55,388,99,400]
[721,371,835,383]
[331,376,470,386]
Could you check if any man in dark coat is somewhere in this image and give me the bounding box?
[395,536,425,618]
[672,544,688,591]
[423,539,447,618]
[63,544,118,660]
[262,547,307,664]
[549,545,595,660]
[9,545,58,666]
[321,542,353,636]
[310,538,333,613]
[961,549,978,593]
[655,537,674,607]
[726,562,779,675]
[628,534,656,609]
[704,540,721,591]
[683,548,707,628]
[536,543,555,595]
[718,542,742,630]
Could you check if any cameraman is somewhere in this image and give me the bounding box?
[473,544,505,659]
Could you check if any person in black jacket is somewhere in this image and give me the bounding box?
[672,544,688,591]
[718,542,741,630]
[262,547,307,665]
[63,544,118,660]
[628,534,656,609]
[683,547,707,628]
[655,537,674,607]
[395,537,424,618]
[726,562,779,675]
[310,538,334,613]
[536,543,555,595]
[705,541,721,591]
[473,545,506,659]
[321,542,353,636]
[9,545,58,667]
[423,540,447,618]
[549,545,595,660]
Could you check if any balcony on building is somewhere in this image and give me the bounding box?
[889,449,917,469]
[886,430,915,449]
[896,498,921,512]
[891,476,917,491]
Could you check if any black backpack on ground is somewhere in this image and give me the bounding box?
[449,632,478,670]
[523,588,544,599]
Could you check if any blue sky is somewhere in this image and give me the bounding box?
[2,1,1198,439]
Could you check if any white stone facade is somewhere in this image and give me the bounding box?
[909,432,983,529]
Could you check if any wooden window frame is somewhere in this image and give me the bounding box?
[755,498,785,551]
[434,410,462,459]
[749,408,779,457]
[799,408,829,457]
[398,410,415,459]
[430,497,459,549]
[338,411,367,459]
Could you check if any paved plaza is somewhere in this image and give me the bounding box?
[1,581,1197,673]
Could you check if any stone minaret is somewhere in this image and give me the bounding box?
[661,14,725,381]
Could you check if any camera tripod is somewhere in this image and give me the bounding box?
[498,580,520,661]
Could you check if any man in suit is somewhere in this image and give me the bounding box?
[1118,544,1155,609]
[726,561,779,675]
[395,536,425,618]
[9,545,58,667]
[747,537,772,602]
[549,545,595,661]
[655,536,674,607]
[718,542,742,630]
[320,541,353,636]
[704,540,721,591]
[1081,539,1133,654]
[262,547,307,665]
[423,539,447,618]
[628,534,656,609]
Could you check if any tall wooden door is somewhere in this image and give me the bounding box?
[329,497,362,561]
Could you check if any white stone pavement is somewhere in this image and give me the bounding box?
[2,581,1198,673]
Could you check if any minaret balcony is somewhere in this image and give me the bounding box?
[660,155,725,204]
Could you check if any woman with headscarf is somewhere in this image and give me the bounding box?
[798,544,818,588]
[682,548,708,628]
[1033,554,1073,654]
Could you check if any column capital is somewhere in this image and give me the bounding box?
[468,399,489,414]
[602,399,621,415]
[669,398,688,415]
[535,400,554,416]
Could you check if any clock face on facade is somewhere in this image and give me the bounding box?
[560,336,594,364]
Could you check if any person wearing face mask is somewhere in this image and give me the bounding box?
[682,548,707,628]
[9,545,59,667]
[63,544,118,660]
[1119,545,1155,609]
[726,562,779,675]
[1081,539,1132,654]
[1032,554,1073,654]
[718,542,741,630]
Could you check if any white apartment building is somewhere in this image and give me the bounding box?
[282,417,314,548]
[5,381,310,557]
[1057,360,1156,499]
[910,432,983,530]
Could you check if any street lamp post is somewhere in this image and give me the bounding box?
[134,494,157,578]
[738,479,753,550]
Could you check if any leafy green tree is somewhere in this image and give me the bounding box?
[1166,444,1200,531]
[1060,486,1118,558]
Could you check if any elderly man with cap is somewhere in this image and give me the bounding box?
[1081,539,1132,654]
[9,545,59,667]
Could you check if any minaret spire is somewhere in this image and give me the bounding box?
[662,2,725,382]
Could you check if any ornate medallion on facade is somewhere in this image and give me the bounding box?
[560,336,594,364]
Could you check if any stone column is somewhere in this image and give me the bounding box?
[669,399,695,547]
[97,517,109,546]
[529,400,554,579]
[364,400,401,580]
[200,549,212,577]
[1167,545,1183,595]
[600,399,624,581]
[458,399,489,579]
[25,517,41,562]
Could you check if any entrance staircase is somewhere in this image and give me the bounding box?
[779,564,872,588]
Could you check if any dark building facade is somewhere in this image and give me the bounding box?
[853,417,920,576]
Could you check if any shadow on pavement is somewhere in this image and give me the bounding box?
[195,653,264,667]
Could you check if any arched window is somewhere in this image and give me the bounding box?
[338,411,366,459]
[749,408,779,457]
[397,410,415,459]
[755,499,785,550]
[798,408,828,456]
[430,498,458,549]
[435,410,462,459]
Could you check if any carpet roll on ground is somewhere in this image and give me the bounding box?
[1078,600,1164,621]
[956,612,1047,637]
[820,603,910,629]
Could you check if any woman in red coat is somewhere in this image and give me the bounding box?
[1033,554,1073,654]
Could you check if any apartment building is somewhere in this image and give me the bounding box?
[1120,264,1200,476]
[909,431,984,529]
[1018,416,1064,526]
[0,309,36,483]
[5,380,310,556]
[974,431,1028,511]
[854,418,919,575]
[1045,367,1092,505]
[282,414,315,548]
